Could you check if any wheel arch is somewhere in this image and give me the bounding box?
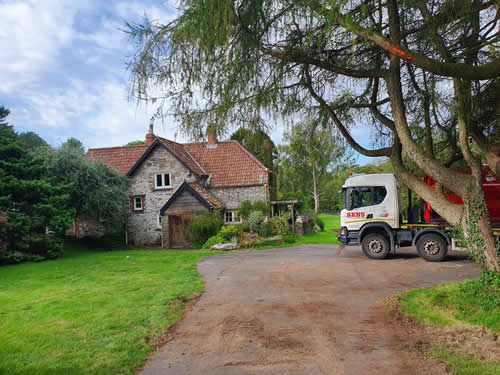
[359,223,395,252]
[412,228,451,246]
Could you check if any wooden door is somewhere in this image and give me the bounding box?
[169,216,185,248]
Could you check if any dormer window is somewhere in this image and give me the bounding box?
[154,173,171,189]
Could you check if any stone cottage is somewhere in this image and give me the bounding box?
[87,125,271,247]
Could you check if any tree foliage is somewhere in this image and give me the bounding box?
[18,131,48,151]
[230,127,278,197]
[126,1,500,271]
[43,139,129,232]
[0,121,74,263]
[278,118,353,213]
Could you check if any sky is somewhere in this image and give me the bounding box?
[1,0,377,164]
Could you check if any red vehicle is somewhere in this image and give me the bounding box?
[423,166,500,227]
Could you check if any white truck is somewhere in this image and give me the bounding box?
[338,173,459,261]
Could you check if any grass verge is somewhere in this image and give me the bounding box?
[0,240,220,375]
[254,214,341,250]
[398,276,500,374]
[428,347,499,375]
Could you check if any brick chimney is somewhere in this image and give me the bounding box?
[146,119,155,145]
[207,124,217,146]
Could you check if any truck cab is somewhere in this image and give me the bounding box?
[338,173,451,261]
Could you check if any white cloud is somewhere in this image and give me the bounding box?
[13,78,187,148]
[115,1,177,24]
[0,0,83,93]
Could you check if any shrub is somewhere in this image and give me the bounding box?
[270,214,289,236]
[219,225,241,241]
[202,235,226,249]
[247,210,265,233]
[239,200,253,219]
[239,200,269,219]
[253,236,283,247]
[234,223,248,233]
[282,231,296,244]
[186,212,223,248]
[313,215,325,231]
[258,222,273,237]
[252,201,269,215]
[239,232,263,248]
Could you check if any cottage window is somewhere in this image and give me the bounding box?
[154,173,171,189]
[133,196,143,211]
[224,211,241,224]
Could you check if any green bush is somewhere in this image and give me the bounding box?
[252,201,269,215]
[253,235,283,247]
[202,235,226,249]
[239,200,253,219]
[313,215,325,231]
[282,231,296,244]
[219,225,241,241]
[0,251,45,265]
[270,214,289,235]
[258,222,273,237]
[248,210,265,233]
[186,212,223,248]
[239,200,269,219]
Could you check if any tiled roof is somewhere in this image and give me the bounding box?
[156,137,207,177]
[87,145,149,175]
[185,141,268,187]
[87,137,269,187]
[188,183,224,209]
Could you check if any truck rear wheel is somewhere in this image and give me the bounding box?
[361,233,390,260]
[416,233,448,262]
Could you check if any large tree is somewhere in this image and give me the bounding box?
[230,127,278,198]
[279,118,351,214]
[0,117,74,262]
[42,138,129,233]
[127,1,500,272]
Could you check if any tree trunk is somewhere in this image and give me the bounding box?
[312,164,319,215]
[459,181,499,272]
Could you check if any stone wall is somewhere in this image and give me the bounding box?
[210,185,268,210]
[295,215,314,235]
[125,145,270,246]
[127,146,198,246]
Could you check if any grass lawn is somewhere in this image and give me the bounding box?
[0,241,220,375]
[254,214,341,250]
[398,278,500,374]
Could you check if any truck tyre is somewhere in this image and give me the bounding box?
[416,233,448,262]
[361,233,390,260]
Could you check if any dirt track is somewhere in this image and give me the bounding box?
[140,245,479,375]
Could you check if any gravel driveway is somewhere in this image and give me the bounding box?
[140,245,479,375]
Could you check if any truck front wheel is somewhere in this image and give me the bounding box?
[416,233,448,262]
[361,233,390,260]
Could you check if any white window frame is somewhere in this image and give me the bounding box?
[154,173,172,189]
[156,214,162,229]
[133,196,143,211]
[224,210,241,224]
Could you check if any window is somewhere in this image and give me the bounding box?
[157,214,162,229]
[346,186,387,210]
[133,196,143,211]
[154,173,171,189]
[224,211,241,224]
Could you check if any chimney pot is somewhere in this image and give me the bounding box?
[207,124,217,145]
[146,119,155,145]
